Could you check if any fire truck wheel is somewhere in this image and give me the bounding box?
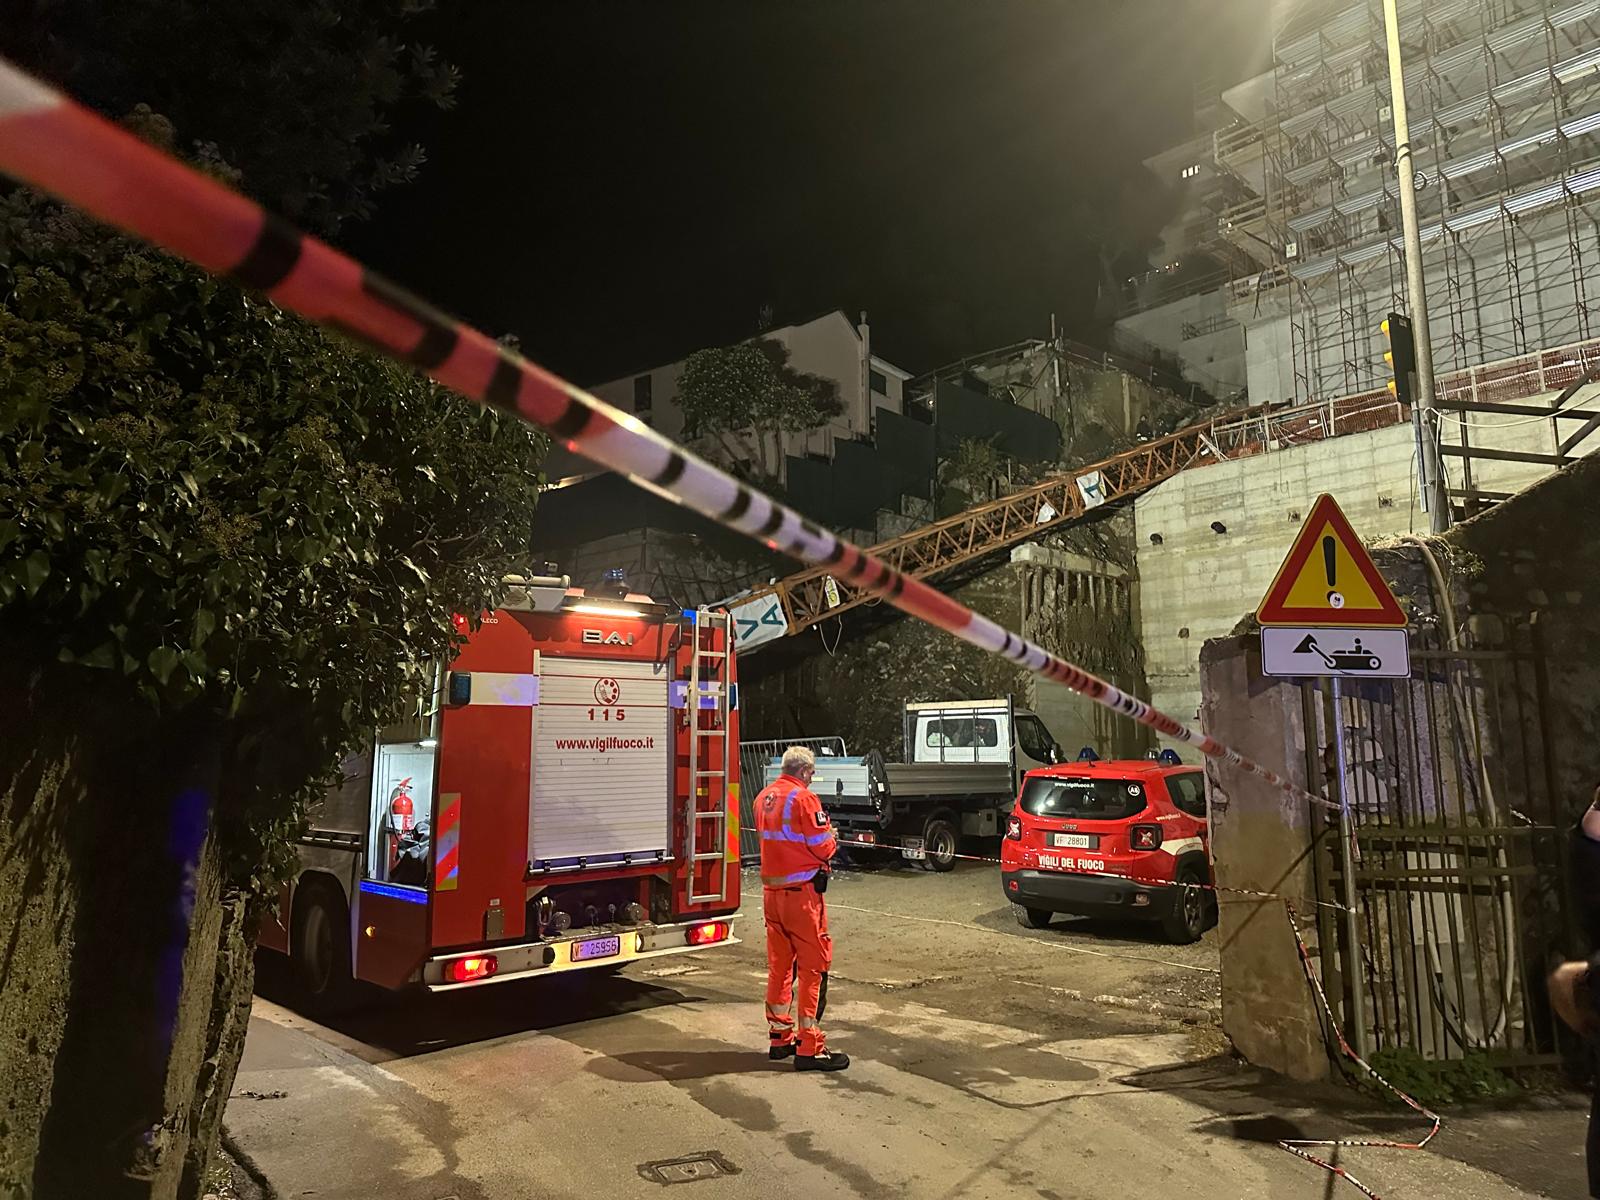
[921,817,958,873]
[1160,865,1209,945]
[292,885,358,1017]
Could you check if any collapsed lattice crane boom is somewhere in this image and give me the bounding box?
[727,406,1266,648]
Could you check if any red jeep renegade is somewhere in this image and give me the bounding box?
[999,751,1214,943]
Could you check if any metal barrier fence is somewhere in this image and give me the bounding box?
[1302,623,1573,1068]
[735,737,847,863]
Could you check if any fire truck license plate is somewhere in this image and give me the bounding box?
[1052,833,1098,850]
[574,936,622,962]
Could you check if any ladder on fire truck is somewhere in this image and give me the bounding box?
[685,606,734,905]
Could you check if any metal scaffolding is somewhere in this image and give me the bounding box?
[1205,0,1600,512]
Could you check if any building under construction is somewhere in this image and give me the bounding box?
[1119,0,1600,484]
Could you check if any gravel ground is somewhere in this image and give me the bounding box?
[736,856,1222,1021]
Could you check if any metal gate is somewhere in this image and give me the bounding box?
[735,737,847,864]
[1305,623,1575,1069]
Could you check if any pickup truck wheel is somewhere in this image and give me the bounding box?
[1015,905,1053,929]
[921,818,958,872]
[1160,866,1209,945]
[292,885,360,1018]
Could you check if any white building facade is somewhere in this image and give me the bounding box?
[559,311,911,484]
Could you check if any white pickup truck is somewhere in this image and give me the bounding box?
[763,698,1063,871]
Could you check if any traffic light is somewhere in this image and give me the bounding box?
[1382,312,1417,405]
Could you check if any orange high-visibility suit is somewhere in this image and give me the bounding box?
[756,773,836,1056]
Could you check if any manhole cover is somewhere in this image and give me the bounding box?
[638,1151,740,1185]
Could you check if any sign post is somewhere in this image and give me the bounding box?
[1255,493,1408,1062]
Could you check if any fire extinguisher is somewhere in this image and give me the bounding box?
[386,777,415,875]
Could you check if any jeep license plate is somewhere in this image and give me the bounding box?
[1052,833,1097,850]
[900,837,926,862]
[574,935,621,962]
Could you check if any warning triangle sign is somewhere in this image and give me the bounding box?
[1256,494,1407,628]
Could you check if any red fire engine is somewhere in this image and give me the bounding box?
[258,570,741,1013]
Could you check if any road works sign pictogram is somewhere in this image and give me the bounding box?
[1255,494,1406,628]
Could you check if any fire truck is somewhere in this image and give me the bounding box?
[258,570,741,1013]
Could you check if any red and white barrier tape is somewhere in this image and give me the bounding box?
[833,835,1355,914]
[1281,904,1441,1199]
[0,59,1338,813]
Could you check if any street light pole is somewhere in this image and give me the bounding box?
[1381,0,1452,532]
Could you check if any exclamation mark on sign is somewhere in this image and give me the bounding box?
[1323,535,1345,609]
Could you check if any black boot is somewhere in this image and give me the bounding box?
[769,1042,797,1061]
[795,1048,850,1072]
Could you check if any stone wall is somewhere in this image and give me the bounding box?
[1012,540,1152,759]
[0,646,246,1198]
[1442,453,1600,818]
[1199,634,1330,1082]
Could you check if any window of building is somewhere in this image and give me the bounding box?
[869,368,888,395]
[1181,164,1202,180]
[633,373,653,414]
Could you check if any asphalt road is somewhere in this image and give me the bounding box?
[229,861,1585,1199]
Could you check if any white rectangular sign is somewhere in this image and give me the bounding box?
[1075,470,1106,509]
[1261,626,1411,679]
[728,591,788,651]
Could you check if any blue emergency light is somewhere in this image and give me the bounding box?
[1076,746,1100,762]
[1157,748,1183,766]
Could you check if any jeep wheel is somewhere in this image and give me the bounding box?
[1160,866,1208,944]
[1015,905,1053,930]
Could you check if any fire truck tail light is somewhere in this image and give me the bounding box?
[1130,825,1162,851]
[1005,815,1022,840]
[687,922,730,947]
[445,955,499,984]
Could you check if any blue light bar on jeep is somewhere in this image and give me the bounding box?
[1076,746,1100,761]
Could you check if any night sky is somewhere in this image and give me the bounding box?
[349,1,1271,384]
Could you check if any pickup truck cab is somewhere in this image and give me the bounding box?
[999,753,1214,943]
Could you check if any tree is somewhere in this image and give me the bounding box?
[937,435,1007,514]
[676,339,843,481]
[0,0,458,236]
[0,183,544,1195]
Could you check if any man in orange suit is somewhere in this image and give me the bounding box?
[755,745,848,1072]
